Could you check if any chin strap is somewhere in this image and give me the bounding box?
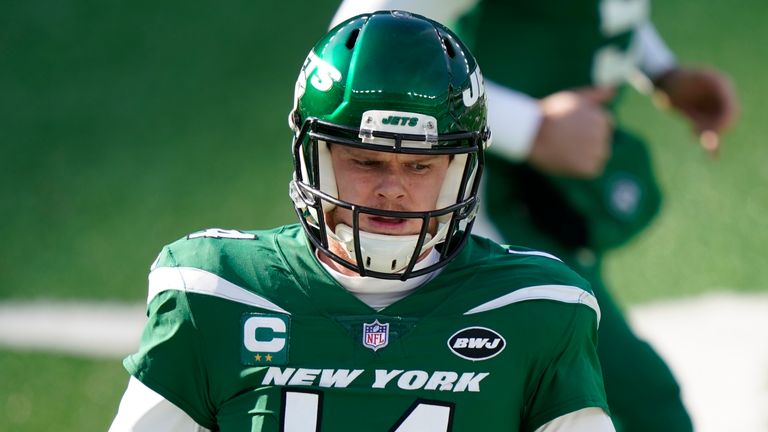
[329,223,450,273]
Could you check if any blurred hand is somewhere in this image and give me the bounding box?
[653,66,738,155]
[528,87,615,178]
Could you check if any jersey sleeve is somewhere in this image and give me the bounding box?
[109,377,210,432]
[123,246,217,430]
[534,407,615,432]
[636,22,677,80]
[523,304,610,432]
[485,80,542,161]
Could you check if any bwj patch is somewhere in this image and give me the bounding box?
[362,320,389,351]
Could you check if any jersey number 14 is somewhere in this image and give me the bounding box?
[282,390,454,431]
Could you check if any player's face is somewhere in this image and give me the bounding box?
[327,145,450,236]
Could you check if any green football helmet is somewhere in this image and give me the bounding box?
[288,10,490,280]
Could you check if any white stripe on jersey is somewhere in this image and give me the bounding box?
[507,249,563,262]
[464,284,600,327]
[147,267,290,315]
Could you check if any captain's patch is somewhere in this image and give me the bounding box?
[241,313,290,365]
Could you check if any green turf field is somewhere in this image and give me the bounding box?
[606,0,768,303]
[1,0,766,430]
[0,350,125,431]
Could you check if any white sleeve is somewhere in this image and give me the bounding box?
[636,22,677,80]
[534,407,616,432]
[485,80,542,161]
[330,0,479,29]
[109,376,210,432]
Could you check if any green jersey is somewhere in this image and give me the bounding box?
[125,224,608,431]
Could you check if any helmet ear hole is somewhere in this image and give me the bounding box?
[442,37,456,58]
[345,28,361,49]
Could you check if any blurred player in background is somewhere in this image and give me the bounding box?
[331,1,738,431]
[110,11,616,431]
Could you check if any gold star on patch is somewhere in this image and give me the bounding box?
[266,354,273,362]
[254,354,262,362]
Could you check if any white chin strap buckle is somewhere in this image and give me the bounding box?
[332,224,439,273]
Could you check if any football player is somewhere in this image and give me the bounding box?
[109,11,615,431]
[331,2,738,432]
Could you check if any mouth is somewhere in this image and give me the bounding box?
[364,216,412,234]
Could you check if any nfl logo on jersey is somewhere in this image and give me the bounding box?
[362,320,389,351]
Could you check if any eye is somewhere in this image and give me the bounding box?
[353,159,380,168]
[408,162,430,172]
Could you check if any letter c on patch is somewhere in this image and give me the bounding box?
[244,317,287,353]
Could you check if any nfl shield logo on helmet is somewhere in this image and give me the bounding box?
[362,320,389,351]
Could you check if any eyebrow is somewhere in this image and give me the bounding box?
[334,145,450,163]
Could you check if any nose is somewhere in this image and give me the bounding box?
[375,166,407,201]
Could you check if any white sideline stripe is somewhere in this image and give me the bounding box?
[629,292,768,432]
[464,284,601,326]
[0,301,146,358]
[148,267,289,315]
[507,249,563,262]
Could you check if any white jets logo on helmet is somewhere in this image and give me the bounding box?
[462,67,485,107]
[299,51,342,93]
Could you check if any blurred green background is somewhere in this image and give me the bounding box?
[1,0,765,430]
